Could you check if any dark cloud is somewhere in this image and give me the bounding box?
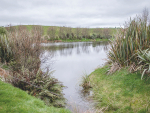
[0,0,150,27]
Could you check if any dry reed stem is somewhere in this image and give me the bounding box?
[0,68,9,81]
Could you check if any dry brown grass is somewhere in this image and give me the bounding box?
[0,68,8,81]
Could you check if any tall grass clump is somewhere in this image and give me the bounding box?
[1,25,66,107]
[80,74,91,91]
[0,27,7,35]
[108,11,150,69]
[0,27,13,63]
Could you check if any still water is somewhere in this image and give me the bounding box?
[41,41,109,112]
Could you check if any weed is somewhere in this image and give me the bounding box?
[80,73,92,91]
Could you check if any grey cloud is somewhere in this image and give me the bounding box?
[0,0,150,27]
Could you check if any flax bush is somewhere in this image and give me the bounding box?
[108,8,150,80]
[108,16,150,67]
[137,49,150,80]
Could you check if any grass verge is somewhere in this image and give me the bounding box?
[60,38,109,42]
[0,80,70,113]
[89,65,150,113]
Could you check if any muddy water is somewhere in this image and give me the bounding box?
[41,41,109,112]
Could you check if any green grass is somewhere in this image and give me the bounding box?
[89,65,150,113]
[10,25,117,36]
[59,38,109,42]
[0,80,70,113]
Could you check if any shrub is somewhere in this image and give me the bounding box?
[0,27,7,35]
[91,33,97,39]
[47,27,56,40]
[137,49,150,79]
[1,26,66,107]
[108,16,150,67]
[0,34,14,63]
[11,68,66,107]
[103,28,111,39]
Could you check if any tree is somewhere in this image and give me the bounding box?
[103,28,111,38]
[47,27,56,40]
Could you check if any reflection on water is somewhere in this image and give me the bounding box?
[41,41,108,56]
[41,41,109,112]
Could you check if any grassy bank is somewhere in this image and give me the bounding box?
[62,38,109,42]
[18,25,117,36]
[0,26,67,109]
[0,80,70,113]
[89,65,150,113]
[5,25,116,42]
[48,38,110,42]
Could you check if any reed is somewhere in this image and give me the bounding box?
[80,74,91,90]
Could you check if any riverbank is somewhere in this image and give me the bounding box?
[89,65,150,113]
[0,80,70,113]
[61,38,109,42]
[42,38,110,43]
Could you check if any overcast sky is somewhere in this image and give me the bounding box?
[0,0,150,28]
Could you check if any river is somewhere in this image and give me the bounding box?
[41,41,109,112]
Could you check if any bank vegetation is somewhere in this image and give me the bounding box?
[82,8,150,113]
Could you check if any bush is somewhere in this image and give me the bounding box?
[0,27,7,35]
[47,27,56,40]
[137,49,150,79]
[0,34,14,63]
[108,16,150,67]
[91,33,97,39]
[1,26,66,107]
[11,68,66,107]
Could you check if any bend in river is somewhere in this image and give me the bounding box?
[41,41,109,112]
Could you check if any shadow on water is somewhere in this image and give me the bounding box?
[40,41,109,112]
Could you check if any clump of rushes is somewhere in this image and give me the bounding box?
[80,74,92,91]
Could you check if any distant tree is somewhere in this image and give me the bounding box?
[32,25,44,40]
[61,26,67,39]
[103,28,111,38]
[58,27,63,39]
[93,28,103,35]
[81,28,89,38]
[66,27,72,38]
[47,27,56,40]
[75,27,81,39]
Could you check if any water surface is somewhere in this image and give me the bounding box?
[41,41,109,112]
